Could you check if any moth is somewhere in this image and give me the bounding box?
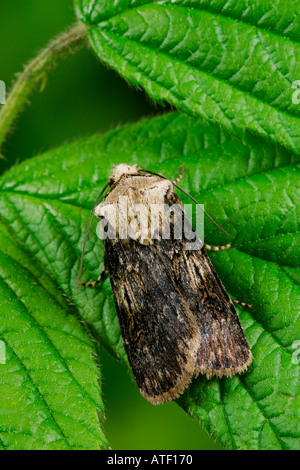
[74,164,252,404]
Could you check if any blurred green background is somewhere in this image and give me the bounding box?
[0,0,222,450]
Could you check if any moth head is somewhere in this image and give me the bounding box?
[111,164,139,183]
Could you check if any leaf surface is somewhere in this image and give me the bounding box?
[75,0,300,154]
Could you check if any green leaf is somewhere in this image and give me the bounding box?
[0,192,108,449]
[0,112,298,449]
[75,0,300,154]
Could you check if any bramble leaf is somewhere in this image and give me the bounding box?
[75,0,300,154]
[0,182,108,449]
[0,113,298,449]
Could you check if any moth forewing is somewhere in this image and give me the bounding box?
[91,164,252,404]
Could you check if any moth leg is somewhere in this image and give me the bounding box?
[205,243,252,307]
[173,165,184,184]
[79,260,106,288]
[233,299,253,308]
[204,243,231,251]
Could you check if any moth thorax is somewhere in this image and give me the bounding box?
[95,200,187,246]
[111,164,139,182]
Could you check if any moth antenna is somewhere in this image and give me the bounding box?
[138,168,233,239]
[171,181,233,239]
[72,180,111,299]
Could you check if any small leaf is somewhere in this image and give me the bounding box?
[75,0,300,154]
[0,112,298,449]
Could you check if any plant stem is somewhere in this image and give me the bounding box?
[0,21,87,151]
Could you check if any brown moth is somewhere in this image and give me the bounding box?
[74,163,252,404]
